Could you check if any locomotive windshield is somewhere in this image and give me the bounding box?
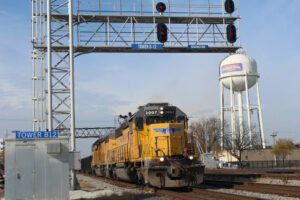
[146,116,176,125]
[142,104,186,125]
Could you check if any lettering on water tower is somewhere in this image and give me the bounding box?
[222,63,243,73]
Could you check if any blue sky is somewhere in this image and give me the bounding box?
[0,0,299,156]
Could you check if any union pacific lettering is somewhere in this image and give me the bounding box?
[222,63,243,73]
[153,127,183,135]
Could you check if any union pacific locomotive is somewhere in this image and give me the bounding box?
[91,103,204,188]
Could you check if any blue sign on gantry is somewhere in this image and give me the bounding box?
[132,44,163,50]
[188,45,209,49]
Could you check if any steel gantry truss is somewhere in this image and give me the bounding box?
[32,0,241,133]
[32,0,76,139]
[58,127,116,138]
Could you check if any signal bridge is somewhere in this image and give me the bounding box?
[31,0,241,189]
[32,0,241,136]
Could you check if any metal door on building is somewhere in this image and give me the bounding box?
[15,145,35,199]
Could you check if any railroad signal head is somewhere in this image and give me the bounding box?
[225,0,235,14]
[157,23,168,43]
[226,24,237,43]
[156,2,167,13]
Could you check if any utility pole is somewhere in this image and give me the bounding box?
[270,132,278,167]
[270,132,278,146]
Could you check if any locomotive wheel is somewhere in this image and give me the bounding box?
[113,170,118,180]
[160,174,165,188]
[138,175,144,185]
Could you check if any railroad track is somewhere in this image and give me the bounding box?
[78,172,138,189]
[205,169,300,180]
[204,180,300,198]
[157,188,263,200]
[79,173,262,200]
[191,188,263,200]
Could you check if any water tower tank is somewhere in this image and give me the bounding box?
[219,54,258,91]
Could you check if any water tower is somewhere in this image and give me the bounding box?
[219,53,266,149]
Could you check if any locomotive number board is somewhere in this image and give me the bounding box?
[144,110,175,116]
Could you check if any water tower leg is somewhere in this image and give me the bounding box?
[69,0,77,190]
[256,80,266,149]
[237,91,244,142]
[230,77,236,148]
[220,81,224,150]
[245,75,253,148]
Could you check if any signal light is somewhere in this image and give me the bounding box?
[226,24,237,43]
[225,0,235,14]
[156,2,166,13]
[157,23,168,43]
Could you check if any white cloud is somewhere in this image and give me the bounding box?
[0,79,31,110]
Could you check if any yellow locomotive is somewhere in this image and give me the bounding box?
[91,103,204,188]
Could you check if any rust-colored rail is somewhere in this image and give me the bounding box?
[156,190,206,200]
[204,180,300,198]
[156,188,262,200]
[205,169,300,180]
[79,173,263,200]
[192,188,263,200]
[234,183,300,198]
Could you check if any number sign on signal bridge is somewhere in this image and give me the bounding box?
[132,44,163,50]
[188,45,209,49]
[16,131,59,139]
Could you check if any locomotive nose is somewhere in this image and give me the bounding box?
[151,123,184,135]
[150,123,185,157]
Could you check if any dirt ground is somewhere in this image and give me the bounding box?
[70,174,167,200]
[0,189,4,199]
[78,178,99,191]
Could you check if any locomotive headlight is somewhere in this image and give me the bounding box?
[160,106,164,110]
[188,155,194,160]
[159,157,165,162]
[160,111,164,115]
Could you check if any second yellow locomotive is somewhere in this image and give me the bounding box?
[91,103,204,188]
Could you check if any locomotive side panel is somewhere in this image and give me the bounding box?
[91,141,100,167]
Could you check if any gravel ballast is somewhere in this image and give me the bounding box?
[70,174,169,200]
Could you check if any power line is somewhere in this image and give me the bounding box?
[0,118,114,124]
[0,118,31,122]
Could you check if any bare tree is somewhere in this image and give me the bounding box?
[190,117,221,154]
[271,138,295,166]
[224,130,261,164]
